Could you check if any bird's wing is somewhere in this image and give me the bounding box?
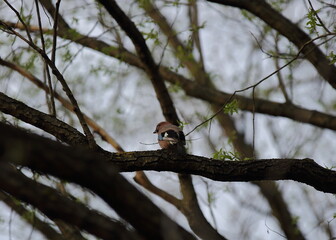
[159,130,179,142]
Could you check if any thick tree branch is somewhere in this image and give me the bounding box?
[0,92,88,146]
[0,191,66,240]
[0,164,141,240]
[0,122,196,240]
[111,140,336,195]
[0,89,181,218]
[177,174,227,240]
[175,77,336,131]
[1,122,335,194]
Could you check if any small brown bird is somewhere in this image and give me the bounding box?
[153,121,186,153]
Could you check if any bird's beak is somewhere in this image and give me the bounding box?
[153,130,157,134]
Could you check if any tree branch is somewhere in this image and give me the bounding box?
[111,150,336,195]
[0,122,196,240]
[1,122,335,194]
[98,0,179,124]
[133,171,183,209]
[0,164,141,240]
[0,92,88,146]
[0,191,66,240]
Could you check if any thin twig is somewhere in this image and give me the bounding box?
[252,86,256,159]
[274,33,291,102]
[188,0,205,70]
[3,0,33,43]
[51,0,61,63]
[35,0,56,116]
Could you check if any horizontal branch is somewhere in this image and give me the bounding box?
[0,163,141,240]
[1,122,335,194]
[108,151,336,194]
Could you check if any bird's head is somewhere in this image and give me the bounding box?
[153,121,172,134]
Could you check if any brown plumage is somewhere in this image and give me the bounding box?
[153,121,186,152]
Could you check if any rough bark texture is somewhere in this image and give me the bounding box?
[0,163,140,240]
[1,122,335,194]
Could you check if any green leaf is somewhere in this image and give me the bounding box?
[306,8,322,34]
[177,121,189,129]
[291,216,300,225]
[223,99,239,115]
[241,10,255,21]
[328,51,336,65]
[213,148,241,161]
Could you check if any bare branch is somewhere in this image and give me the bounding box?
[98,0,179,124]
[0,164,141,240]
[3,0,33,42]
[34,0,56,116]
[51,0,61,63]
[133,171,182,209]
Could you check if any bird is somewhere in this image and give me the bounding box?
[153,121,186,153]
